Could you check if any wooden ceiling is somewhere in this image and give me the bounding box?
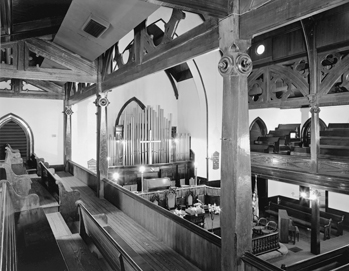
[2,0,349,100]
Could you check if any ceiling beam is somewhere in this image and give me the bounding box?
[139,0,228,18]
[25,38,96,76]
[67,19,219,105]
[24,79,63,95]
[1,17,64,42]
[240,0,349,39]
[0,91,63,100]
[0,65,96,83]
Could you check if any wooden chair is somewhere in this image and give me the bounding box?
[262,221,278,235]
[253,217,268,235]
[257,217,268,227]
[289,219,300,244]
[186,191,194,207]
[166,188,176,210]
[150,193,160,205]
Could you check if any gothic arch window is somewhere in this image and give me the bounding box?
[249,117,268,143]
[301,118,327,147]
[114,97,145,127]
[0,113,34,162]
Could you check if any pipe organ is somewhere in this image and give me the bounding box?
[109,105,190,167]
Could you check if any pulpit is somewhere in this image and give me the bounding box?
[278,209,289,243]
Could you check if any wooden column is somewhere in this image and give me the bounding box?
[219,15,253,271]
[302,18,320,173]
[63,84,73,172]
[95,57,109,198]
[311,196,320,255]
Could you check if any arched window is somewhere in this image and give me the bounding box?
[0,113,34,162]
[301,118,327,147]
[249,117,268,143]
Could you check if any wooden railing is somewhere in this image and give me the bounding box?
[252,231,280,255]
[76,200,154,271]
[281,245,349,270]
[0,180,17,271]
[102,177,221,271]
[242,251,283,271]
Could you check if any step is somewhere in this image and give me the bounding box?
[46,212,110,271]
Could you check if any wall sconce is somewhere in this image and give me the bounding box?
[207,151,219,170]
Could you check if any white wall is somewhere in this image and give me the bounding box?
[328,192,349,212]
[107,71,178,131]
[0,97,64,164]
[268,180,299,199]
[71,96,97,168]
[191,51,223,181]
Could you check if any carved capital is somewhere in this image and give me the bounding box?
[310,105,321,114]
[307,94,320,113]
[64,106,73,116]
[95,93,110,108]
[218,42,252,77]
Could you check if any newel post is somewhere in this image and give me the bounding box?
[219,15,253,271]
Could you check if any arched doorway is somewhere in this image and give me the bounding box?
[0,113,34,163]
[249,117,268,144]
[301,118,327,147]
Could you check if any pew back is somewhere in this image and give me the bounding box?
[77,200,154,271]
[40,161,80,222]
[0,180,17,271]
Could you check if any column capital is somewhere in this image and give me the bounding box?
[307,94,321,113]
[63,105,73,116]
[218,43,252,77]
[94,92,110,108]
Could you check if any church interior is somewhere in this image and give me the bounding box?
[1,0,349,270]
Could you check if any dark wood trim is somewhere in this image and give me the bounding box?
[67,19,218,105]
[139,0,228,18]
[252,165,349,195]
[103,177,221,246]
[240,0,349,39]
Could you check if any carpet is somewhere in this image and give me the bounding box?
[288,247,303,253]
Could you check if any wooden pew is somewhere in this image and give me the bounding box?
[76,200,154,271]
[265,202,332,240]
[40,161,80,223]
[278,198,344,236]
[1,163,32,196]
[281,245,349,270]
[320,123,349,157]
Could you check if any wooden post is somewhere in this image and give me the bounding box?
[311,196,320,255]
[219,14,253,271]
[63,84,73,172]
[302,18,320,173]
[95,57,109,198]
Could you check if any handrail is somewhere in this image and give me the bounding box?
[242,251,283,271]
[0,180,17,271]
[76,200,154,271]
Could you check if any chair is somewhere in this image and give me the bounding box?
[166,188,176,210]
[261,221,278,235]
[257,217,268,227]
[186,191,194,207]
[150,193,160,205]
[289,220,299,244]
[253,217,268,235]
